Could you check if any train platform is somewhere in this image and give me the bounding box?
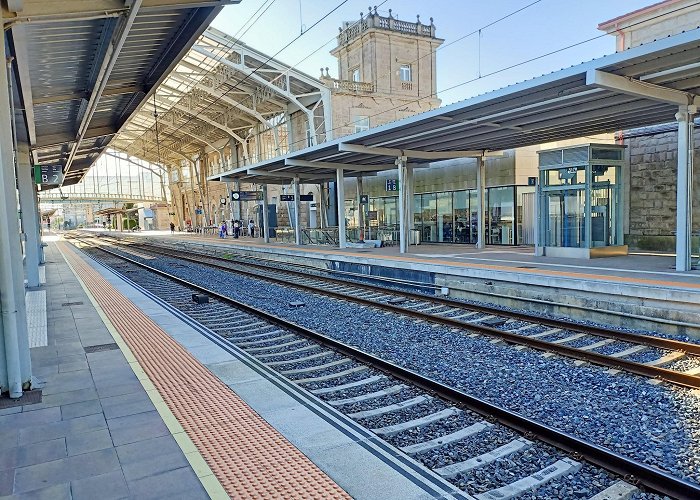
[3,235,464,499]
[87,229,700,338]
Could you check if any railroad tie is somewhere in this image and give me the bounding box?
[244,339,306,353]
[266,351,332,367]
[236,333,296,347]
[475,458,582,500]
[528,328,561,338]
[550,333,589,344]
[348,395,429,419]
[327,384,406,406]
[588,480,638,500]
[435,437,533,478]
[577,338,616,351]
[295,365,369,384]
[310,375,386,395]
[643,351,685,367]
[281,358,351,375]
[609,345,647,358]
[255,344,319,360]
[372,407,461,437]
[401,421,493,455]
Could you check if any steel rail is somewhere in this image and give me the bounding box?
[111,239,700,389]
[79,241,700,500]
[130,239,700,356]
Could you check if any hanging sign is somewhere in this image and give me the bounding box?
[359,194,369,204]
[231,190,263,201]
[34,164,64,186]
[280,194,314,202]
[385,179,399,191]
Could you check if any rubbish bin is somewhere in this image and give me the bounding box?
[410,229,421,245]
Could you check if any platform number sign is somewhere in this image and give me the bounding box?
[34,164,64,186]
[385,179,398,191]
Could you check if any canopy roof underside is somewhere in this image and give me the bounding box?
[6,0,239,187]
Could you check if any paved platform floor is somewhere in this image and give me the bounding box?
[0,243,213,499]
[2,236,464,499]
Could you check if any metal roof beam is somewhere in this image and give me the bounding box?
[36,125,118,148]
[284,159,395,171]
[586,69,700,106]
[246,169,331,181]
[63,0,142,181]
[337,143,497,160]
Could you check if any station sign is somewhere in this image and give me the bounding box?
[527,176,537,186]
[34,164,64,186]
[359,194,369,204]
[231,190,263,201]
[280,194,314,202]
[385,179,399,191]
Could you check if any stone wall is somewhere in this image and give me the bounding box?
[625,124,700,250]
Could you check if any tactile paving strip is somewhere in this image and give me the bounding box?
[60,242,349,499]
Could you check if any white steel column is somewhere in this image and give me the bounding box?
[293,175,302,245]
[675,105,695,271]
[16,143,40,288]
[397,156,411,253]
[262,183,270,243]
[0,18,31,397]
[336,169,347,248]
[476,156,486,249]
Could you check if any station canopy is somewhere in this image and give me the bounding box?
[110,27,328,171]
[211,26,700,184]
[5,0,239,187]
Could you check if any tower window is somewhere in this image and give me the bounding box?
[400,64,412,82]
[351,68,360,82]
[352,115,369,133]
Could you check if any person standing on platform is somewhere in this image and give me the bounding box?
[170,221,175,234]
[233,220,240,238]
[248,219,255,238]
[220,221,227,239]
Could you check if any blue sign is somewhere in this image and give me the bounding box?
[385,179,398,191]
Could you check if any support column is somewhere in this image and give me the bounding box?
[262,184,270,243]
[293,175,302,245]
[234,179,242,221]
[675,105,696,271]
[337,169,346,248]
[397,156,411,254]
[357,176,364,241]
[0,17,31,396]
[476,156,486,249]
[16,144,40,288]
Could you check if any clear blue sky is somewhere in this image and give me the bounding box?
[211,0,655,105]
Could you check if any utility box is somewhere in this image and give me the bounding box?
[192,294,209,304]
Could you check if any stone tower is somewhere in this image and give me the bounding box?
[323,8,443,137]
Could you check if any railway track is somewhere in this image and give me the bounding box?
[94,235,700,390]
[72,237,700,499]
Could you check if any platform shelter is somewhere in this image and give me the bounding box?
[210,28,700,274]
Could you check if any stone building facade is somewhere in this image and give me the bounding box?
[599,0,700,250]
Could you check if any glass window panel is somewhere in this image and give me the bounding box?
[487,186,514,245]
[437,192,453,242]
[421,193,437,242]
[453,190,468,243]
[469,189,478,244]
[545,166,585,186]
